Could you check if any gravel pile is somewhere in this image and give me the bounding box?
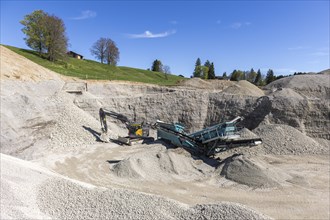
[45,92,101,150]
[270,88,304,99]
[111,146,214,182]
[1,153,52,219]
[254,124,328,155]
[179,77,214,89]
[37,177,272,220]
[219,154,282,188]
[190,203,272,220]
[223,80,264,97]
[266,74,330,99]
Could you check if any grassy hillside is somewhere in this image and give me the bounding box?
[4,45,185,85]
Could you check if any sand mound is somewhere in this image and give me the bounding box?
[111,146,214,182]
[270,88,304,99]
[219,154,280,188]
[179,77,214,89]
[266,74,330,99]
[254,124,328,155]
[209,79,235,90]
[223,80,264,97]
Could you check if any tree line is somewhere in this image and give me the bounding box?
[190,58,283,85]
[227,68,277,86]
[192,58,215,79]
[20,10,119,65]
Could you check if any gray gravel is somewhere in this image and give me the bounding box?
[254,124,328,155]
[37,177,271,220]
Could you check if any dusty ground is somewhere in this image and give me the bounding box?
[1,45,329,219]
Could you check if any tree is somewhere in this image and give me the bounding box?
[44,14,68,61]
[20,10,68,61]
[201,66,209,79]
[204,60,211,69]
[151,59,163,72]
[194,66,203,77]
[195,58,201,66]
[265,69,276,84]
[254,69,262,85]
[223,72,227,79]
[91,38,107,64]
[230,69,245,81]
[246,68,257,83]
[105,39,119,66]
[20,10,48,55]
[208,62,215,79]
[163,65,171,80]
[91,38,119,65]
[193,58,202,77]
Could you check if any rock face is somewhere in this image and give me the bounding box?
[75,75,329,140]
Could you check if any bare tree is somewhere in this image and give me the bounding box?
[105,39,119,66]
[163,65,171,80]
[91,38,119,65]
[90,38,107,64]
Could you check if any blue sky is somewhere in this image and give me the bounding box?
[1,1,329,77]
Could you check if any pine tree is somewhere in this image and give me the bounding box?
[151,59,163,72]
[265,69,276,84]
[254,69,262,85]
[208,62,215,79]
[196,58,201,66]
[204,60,211,68]
[193,58,202,77]
[230,70,238,81]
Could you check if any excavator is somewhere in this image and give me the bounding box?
[99,108,153,145]
[155,116,262,157]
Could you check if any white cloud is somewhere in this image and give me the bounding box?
[288,46,308,50]
[127,30,176,39]
[170,20,178,25]
[310,47,329,56]
[231,22,242,29]
[71,10,96,20]
[230,22,251,29]
[310,51,329,56]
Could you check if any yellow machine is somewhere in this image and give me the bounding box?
[99,108,152,145]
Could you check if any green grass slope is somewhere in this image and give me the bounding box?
[4,45,185,85]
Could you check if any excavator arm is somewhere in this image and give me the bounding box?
[99,108,131,133]
[99,108,152,144]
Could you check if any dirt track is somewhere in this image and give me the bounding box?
[1,45,329,219]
